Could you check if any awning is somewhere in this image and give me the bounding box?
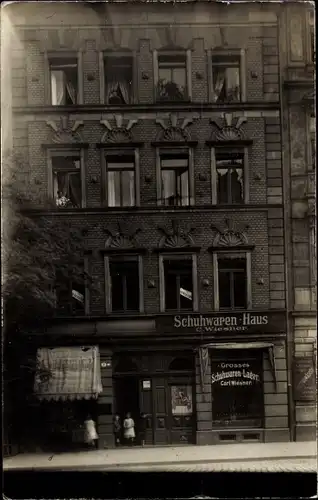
[197,342,277,392]
[34,346,103,401]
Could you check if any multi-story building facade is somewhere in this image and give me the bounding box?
[4,1,316,450]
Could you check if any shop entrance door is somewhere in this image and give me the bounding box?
[114,377,140,429]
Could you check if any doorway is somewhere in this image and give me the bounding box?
[114,377,140,424]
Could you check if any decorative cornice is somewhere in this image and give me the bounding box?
[210,219,250,248]
[42,142,89,149]
[46,116,84,143]
[155,114,196,142]
[152,141,198,148]
[96,142,143,149]
[158,219,195,249]
[210,113,249,143]
[100,115,138,143]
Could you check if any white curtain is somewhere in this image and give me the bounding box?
[51,70,65,105]
[180,171,189,205]
[214,69,225,101]
[106,81,130,104]
[66,80,76,104]
[162,170,176,205]
[225,67,240,101]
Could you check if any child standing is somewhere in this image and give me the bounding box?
[84,414,98,450]
[113,414,121,447]
[123,412,135,446]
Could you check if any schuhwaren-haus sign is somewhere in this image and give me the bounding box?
[156,312,286,335]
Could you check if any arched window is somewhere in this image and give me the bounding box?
[114,357,138,373]
[168,357,193,371]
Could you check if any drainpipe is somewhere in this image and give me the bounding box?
[278,7,295,442]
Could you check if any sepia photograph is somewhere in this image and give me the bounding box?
[1,0,316,498]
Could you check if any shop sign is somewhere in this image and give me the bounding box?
[156,312,286,334]
[142,380,151,390]
[211,360,261,387]
[293,357,316,401]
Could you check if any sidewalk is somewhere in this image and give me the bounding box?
[3,441,317,471]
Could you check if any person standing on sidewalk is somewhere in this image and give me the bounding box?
[113,414,121,447]
[139,413,147,447]
[84,414,99,450]
[123,412,135,446]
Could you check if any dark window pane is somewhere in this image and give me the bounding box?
[219,271,231,308]
[158,56,187,101]
[122,170,135,206]
[212,57,241,103]
[125,267,140,311]
[165,273,178,310]
[111,273,123,311]
[179,273,193,309]
[233,271,247,308]
[71,282,85,314]
[217,169,229,204]
[52,157,81,208]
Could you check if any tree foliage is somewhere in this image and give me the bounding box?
[2,153,90,334]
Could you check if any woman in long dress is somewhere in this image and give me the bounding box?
[84,414,98,450]
[123,412,135,446]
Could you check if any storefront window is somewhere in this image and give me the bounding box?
[211,351,263,428]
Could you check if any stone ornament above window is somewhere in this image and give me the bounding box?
[210,219,250,248]
[158,219,195,248]
[46,116,84,144]
[104,222,141,249]
[155,114,194,142]
[210,113,248,142]
[100,115,138,143]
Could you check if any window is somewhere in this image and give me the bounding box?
[49,57,78,105]
[212,54,241,103]
[105,154,135,207]
[157,53,187,101]
[211,351,263,428]
[104,55,133,104]
[164,258,193,311]
[218,256,247,310]
[51,154,82,208]
[109,257,140,312]
[216,151,244,204]
[160,153,189,206]
[55,269,88,316]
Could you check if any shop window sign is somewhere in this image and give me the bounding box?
[211,355,263,428]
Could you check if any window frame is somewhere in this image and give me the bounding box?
[307,9,315,64]
[99,50,137,105]
[153,49,192,102]
[208,49,246,103]
[101,148,140,207]
[45,50,83,106]
[211,146,249,205]
[156,147,195,206]
[213,251,252,311]
[47,148,86,208]
[55,256,90,316]
[159,253,199,313]
[104,254,144,314]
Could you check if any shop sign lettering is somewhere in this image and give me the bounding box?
[211,364,261,387]
[50,358,93,371]
[173,313,268,333]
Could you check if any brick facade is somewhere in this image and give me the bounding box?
[4,1,315,447]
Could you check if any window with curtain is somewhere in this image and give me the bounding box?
[157,54,187,101]
[164,258,193,311]
[216,151,244,204]
[104,56,133,104]
[212,54,241,103]
[50,57,78,105]
[160,154,189,206]
[218,255,247,310]
[109,257,140,312]
[106,155,135,207]
[52,155,82,208]
[55,268,86,316]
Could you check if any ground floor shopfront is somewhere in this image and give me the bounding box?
[25,311,296,450]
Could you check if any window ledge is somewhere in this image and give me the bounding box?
[154,246,201,253]
[101,247,148,254]
[152,141,198,148]
[208,245,255,252]
[96,142,144,149]
[42,143,89,149]
[206,140,253,147]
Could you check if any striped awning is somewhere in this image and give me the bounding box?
[34,346,103,401]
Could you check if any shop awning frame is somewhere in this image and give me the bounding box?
[196,342,278,392]
[34,346,103,401]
